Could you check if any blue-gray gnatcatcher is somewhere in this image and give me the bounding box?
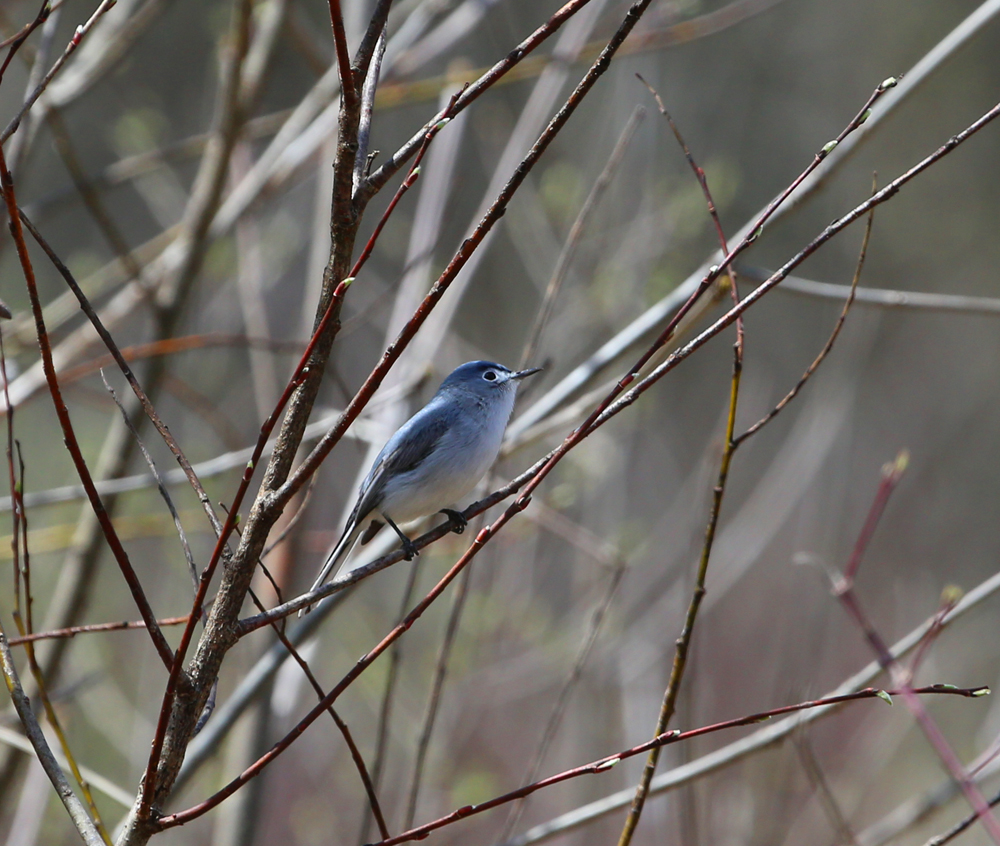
[305,360,541,602]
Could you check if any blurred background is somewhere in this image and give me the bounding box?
[1,0,1000,844]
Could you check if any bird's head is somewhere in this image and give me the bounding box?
[439,360,541,398]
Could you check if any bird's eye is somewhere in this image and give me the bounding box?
[483,370,498,382]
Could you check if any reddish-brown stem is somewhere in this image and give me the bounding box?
[0,144,174,671]
[362,686,985,846]
[840,451,908,585]
[327,0,358,111]
[638,72,743,351]
[0,0,48,83]
[7,615,192,646]
[53,334,302,388]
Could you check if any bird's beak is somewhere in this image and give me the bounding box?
[510,367,542,381]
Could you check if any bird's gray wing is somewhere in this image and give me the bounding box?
[353,403,451,522]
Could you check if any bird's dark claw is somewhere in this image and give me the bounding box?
[440,508,468,535]
[401,537,420,560]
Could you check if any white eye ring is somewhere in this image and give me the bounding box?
[483,370,498,382]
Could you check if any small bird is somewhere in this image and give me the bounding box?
[303,360,541,609]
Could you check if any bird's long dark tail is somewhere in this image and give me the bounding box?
[299,520,363,615]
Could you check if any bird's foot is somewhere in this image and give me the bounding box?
[440,508,468,535]
[401,537,420,560]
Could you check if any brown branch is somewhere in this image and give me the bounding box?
[619,76,740,846]
[0,0,50,83]
[7,615,191,646]
[0,143,175,670]
[327,0,358,110]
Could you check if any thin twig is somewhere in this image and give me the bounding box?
[501,553,626,839]
[1,0,118,144]
[102,372,198,589]
[354,24,386,195]
[7,615,191,646]
[925,787,1000,846]
[794,731,860,846]
[617,76,742,846]
[519,105,645,370]
[739,265,1000,316]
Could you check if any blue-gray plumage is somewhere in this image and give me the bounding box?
[303,361,540,608]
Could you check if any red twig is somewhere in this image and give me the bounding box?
[0,143,174,671]
[839,451,909,586]
[327,0,358,111]
[363,686,986,846]
[7,615,192,646]
[0,0,49,84]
